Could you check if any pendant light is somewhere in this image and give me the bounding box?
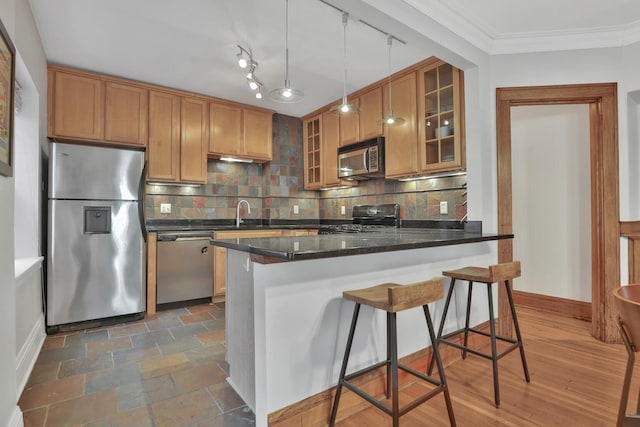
[380,35,405,126]
[330,12,358,114]
[269,0,304,103]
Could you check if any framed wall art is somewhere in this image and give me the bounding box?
[0,17,15,177]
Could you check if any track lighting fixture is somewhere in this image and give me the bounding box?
[236,46,264,100]
[330,12,358,114]
[380,35,405,126]
[270,0,304,103]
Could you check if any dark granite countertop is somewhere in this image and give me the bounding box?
[146,219,320,233]
[209,228,513,262]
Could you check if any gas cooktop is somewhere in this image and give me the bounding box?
[318,204,399,234]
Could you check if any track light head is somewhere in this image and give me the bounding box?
[237,45,255,69]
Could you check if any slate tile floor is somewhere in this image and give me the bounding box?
[19,303,255,427]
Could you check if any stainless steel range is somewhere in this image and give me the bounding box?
[318,204,399,234]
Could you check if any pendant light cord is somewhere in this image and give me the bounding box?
[342,11,348,105]
[387,35,393,114]
[284,0,290,86]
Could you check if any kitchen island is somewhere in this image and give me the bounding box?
[210,229,512,427]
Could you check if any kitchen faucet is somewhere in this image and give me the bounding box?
[236,199,251,228]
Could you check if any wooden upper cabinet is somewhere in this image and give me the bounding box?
[180,97,208,183]
[243,109,273,161]
[384,72,419,179]
[51,70,104,140]
[359,87,383,140]
[418,61,466,174]
[209,102,242,156]
[303,115,322,190]
[208,104,273,162]
[339,97,360,146]
[148,90,180,182]
[104,81,148,147]
[322,110,342,188]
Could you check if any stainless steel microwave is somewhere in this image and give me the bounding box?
[338,137,385,180]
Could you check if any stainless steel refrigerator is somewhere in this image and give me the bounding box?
[46,141,146,332]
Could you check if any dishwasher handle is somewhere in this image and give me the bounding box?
[157,235,211,242]
[175,236,211,241]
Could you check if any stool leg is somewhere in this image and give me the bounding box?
[462,281,474,360]
[423,305,457,426]
[388,311,400,427]
[428,278,457,375]
[505,279,530,383]
[329,303,361,427]
[386,311,392,399]
[487,282,500,407]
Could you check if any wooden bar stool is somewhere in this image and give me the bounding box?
[428,261,530,407]
[329,278,456,427]
[613,284,640,427]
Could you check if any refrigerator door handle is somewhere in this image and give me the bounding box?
[138,161,147,242]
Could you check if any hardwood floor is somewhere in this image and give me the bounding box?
[336,306,636,426]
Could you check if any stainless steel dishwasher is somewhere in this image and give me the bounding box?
[156,232,213,305]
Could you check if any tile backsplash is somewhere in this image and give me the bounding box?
[146,114,466,222]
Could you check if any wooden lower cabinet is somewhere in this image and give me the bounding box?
[212,229,317,299]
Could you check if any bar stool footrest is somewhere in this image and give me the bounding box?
[341,360,448,419]
[439,335,523,362]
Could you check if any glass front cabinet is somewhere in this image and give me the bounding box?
[418,60,465,174]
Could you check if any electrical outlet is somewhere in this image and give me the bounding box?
[439,201,448,215]
[294,241,299,251]
[160,203,171,214]
[293,205,299,214]
[341,206,346,215]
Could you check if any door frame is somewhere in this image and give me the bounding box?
[496,83,619,343]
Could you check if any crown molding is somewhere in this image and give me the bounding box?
[402,0,493,53]
[404,0,640,55]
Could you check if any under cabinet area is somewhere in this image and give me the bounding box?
[212,229,317,300]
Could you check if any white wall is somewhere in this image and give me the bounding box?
[0,0,47,425]
[511,104,591,301]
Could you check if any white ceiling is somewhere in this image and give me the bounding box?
[28,0,640,118]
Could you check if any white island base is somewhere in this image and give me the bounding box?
[224,242,497,427]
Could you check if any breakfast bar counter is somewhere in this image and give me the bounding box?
[210,229,512,427]
[211,227,511,262]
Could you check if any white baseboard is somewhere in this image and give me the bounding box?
[8,405,24,427]
[16,313,45,400]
